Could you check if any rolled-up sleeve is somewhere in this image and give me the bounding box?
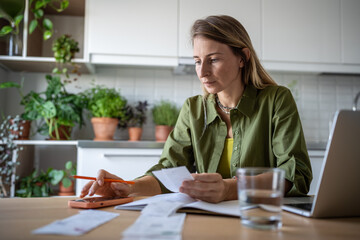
[272,87,313,196]
[145,99,195,193]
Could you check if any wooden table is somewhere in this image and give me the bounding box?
[1,197,359,240]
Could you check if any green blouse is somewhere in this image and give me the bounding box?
[145,84,313,196]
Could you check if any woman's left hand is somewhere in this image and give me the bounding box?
[179,173,230,203]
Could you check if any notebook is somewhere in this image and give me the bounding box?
[282,110,360,218]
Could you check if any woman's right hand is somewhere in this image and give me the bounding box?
[80,169,132,198]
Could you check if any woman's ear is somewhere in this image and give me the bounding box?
[239,48,251,68]
[242,48,251,62]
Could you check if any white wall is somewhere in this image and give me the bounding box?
[2,67,360,144]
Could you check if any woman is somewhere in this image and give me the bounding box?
[81,15,312,203]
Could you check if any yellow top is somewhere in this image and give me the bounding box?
[217,138,233,179]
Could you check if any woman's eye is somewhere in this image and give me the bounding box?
[210,58,218,63]
[194,60,201,65]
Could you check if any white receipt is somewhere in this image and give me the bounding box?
[122,213,186,240]
[152,166,194,192]
[32,210,119,236]
[141,200,185,217]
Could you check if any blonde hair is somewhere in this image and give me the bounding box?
[191,15,276,97]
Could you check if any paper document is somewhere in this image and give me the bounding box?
[152,166,194,192]
[122,213,186,239]
[32,210,119,236]
[116,192,252,217]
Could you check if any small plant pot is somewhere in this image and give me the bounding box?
[128,127,143,141]
[155,125,174,142]
[59,181,75,196]
[9,119,31,140]
[48,125,72,140]
[91,117,119,141]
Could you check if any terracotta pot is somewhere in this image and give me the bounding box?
[48,125,72,140]
[91,117,119,141]
[155,125,174,142]
[128,127,143,141]
[9,119,31,140]
[59,181,75,196]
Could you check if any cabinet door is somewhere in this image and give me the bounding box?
[178,0,261,58]
[341,0,360,64]
[76,148,162,196]
[263,0,341,63]
[87,0,177,59]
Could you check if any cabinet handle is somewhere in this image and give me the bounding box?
[103,154,161,158]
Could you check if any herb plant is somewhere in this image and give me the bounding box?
[123,101,148,128]
[152,100,179,126]
[84,86,127,119]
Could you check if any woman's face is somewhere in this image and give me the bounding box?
[193,36,244,95]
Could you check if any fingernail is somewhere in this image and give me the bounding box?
[89,190,93,195]
[98,180,103,186]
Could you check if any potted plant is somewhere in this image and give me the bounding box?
[84,86,127,141]
[152,100,179,142]
[0,0,25,56]
[0,115,22,197]
[123,101,148,141]
[24,74,86,140]
[0,80,34,139]
[15,168,53,197]
[48,160,76,196]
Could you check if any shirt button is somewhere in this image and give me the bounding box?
[235,130,239,135]
[233,163,237,167]
[234,146,238,150]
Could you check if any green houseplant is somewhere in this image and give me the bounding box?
[16,168,53,197]
[152,100,179,142]
[84,86,127,141]
[52,34,80,77]
[28,0,69,40]
[0,79,36,139]
[124,101,148,141]
[24,74,86,140]
[0,0,25,56]
[49,160,76,196]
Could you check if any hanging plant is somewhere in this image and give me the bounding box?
[51,34,80,77]
[28,0,69,40]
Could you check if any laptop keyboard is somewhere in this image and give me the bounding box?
[285,203,313,211]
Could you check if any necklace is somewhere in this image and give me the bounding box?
[215,95,236,115]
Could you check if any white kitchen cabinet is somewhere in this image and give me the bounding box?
[76,147,162,196]
[263,0,341,64]
[86,0,178,67]
[341,0,360,64]
[178,0,261,58]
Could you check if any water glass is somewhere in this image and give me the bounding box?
[236,168,285,230]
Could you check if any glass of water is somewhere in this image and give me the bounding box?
[236,168,285,230]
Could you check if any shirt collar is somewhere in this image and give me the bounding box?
[205,84,257,125]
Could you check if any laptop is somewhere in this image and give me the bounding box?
[282,110,360,218]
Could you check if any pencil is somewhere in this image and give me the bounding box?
[72,175,135,184]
